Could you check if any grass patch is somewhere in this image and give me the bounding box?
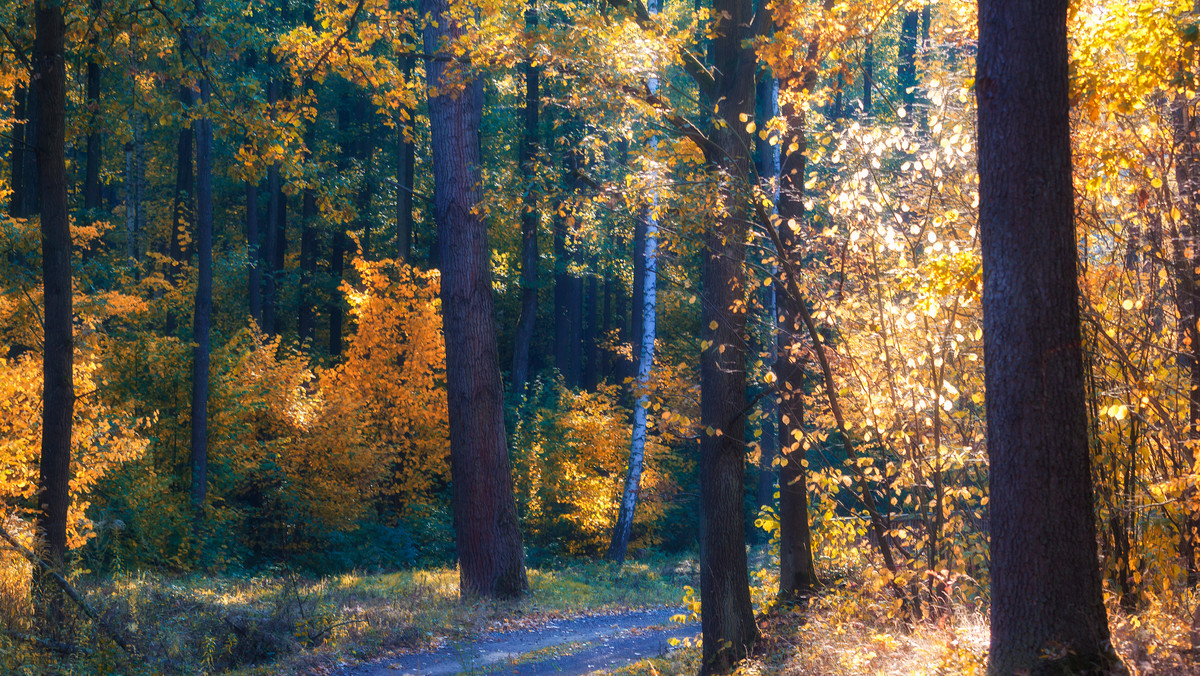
[0,555,694,675]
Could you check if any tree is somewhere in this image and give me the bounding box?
[190,0,214,536]
[31,0,72,633]
[697,0,760,669]
[510,0,540,395]
[976,0,1127,671]
[422,0,527,598]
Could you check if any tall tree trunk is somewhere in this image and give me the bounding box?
[976,0,1125,671]
[510,0,540,395]
[862,37,873,115]
[328,99,353,357]
[23,79,41,216]
[247,180,261,325]
[83,0,103,214]
[583,274,599,390]
[356,95,374,258]
[754,70,780,540]
[262,74,281,335]
[898,10,919,109]
[31,0,72,634]
[774,84,819,602]
[297,151,318,346]
[608,204,657,562]
[189,10,213,536]
[698,0,759,670]
[554,145,582,388]
[1172,96,1200,587]
[9,83,26,218]
[423,0,527,598]
[169,83,195,277]
[396,63,416,263]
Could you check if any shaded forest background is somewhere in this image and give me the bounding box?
[3,0,1200,672]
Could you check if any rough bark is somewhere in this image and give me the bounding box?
[698,0,760,670]
[190,6,213,534]
[423,0,527,598]
[862,37,873,115]
[976,0,1126,672]
[31,0,72,633]
[775,97,818,601]
[510,0,540,395]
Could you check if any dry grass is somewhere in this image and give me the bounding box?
[0,557,691,675]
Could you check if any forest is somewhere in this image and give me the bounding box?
[1,0,1197,673]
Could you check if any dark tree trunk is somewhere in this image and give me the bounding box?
[262,74,281,335]
[510,0,540,395]
[169,83,195,277]
[898,11,919,109]
[297,175,318,346]
[862,37,873,115]
[601,272,613,381]
[554,146,582,388]
[23,79,41,216]
[247,180,261,325]
[583,274,599,390]
[31,0,72,634]
[697,0,760,671]
[83,0,103,214]
[1171,98,1200,587]
[356,96,373,258]
[423,0,527,599]
[976,0,1125,672]
[190,10,213,535]
[774,89,819,602]
[328,226,345,356]
[396,64,416,264]
[9,84,26,218]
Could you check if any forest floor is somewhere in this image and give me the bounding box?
[7,552,1200,674]
[0,555,696,675]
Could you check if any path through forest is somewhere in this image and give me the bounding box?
[341,608,691,675]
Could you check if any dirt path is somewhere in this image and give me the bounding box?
[340,608,692,675]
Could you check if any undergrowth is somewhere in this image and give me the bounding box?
[0,555,693,674]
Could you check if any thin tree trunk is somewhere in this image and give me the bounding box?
[189,4,213,535]
[262,75,281,335]
[862,37,873,115]
[583,274,599,390]
[169,83,195,277]
[83,0,103,214]
[22,79,40,216]
[297,147,318,346]
[608,205,657,562]
[898,10,918,110]
[9,83,26,218]
[510,0,540,395]
[247,180,261,325]
[554,145,582,388]
[1172,97,1200,587]
[424,0,527,598]
[31,0,72,634]
[976,0,1125,670]
[396,64,416,264]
